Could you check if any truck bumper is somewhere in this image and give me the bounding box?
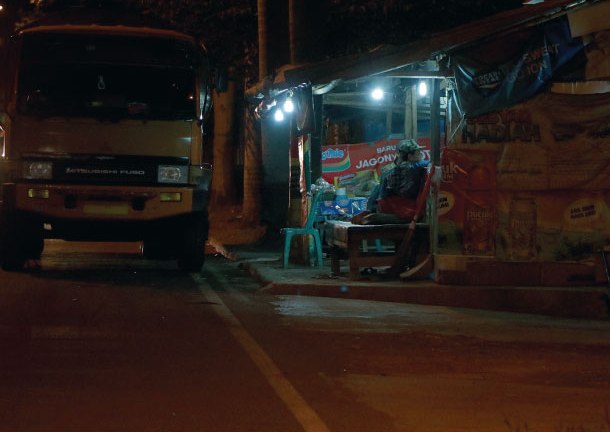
[8,183,207,221]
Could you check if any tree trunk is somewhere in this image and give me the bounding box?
[239,0,267,226]
[257,0,268,79]
[210,79,236,206]
[242,108,262,225]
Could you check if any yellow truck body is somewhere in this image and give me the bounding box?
[0,14,213,271]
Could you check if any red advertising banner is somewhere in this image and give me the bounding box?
[321,137,431,196]
[439,149,498,256]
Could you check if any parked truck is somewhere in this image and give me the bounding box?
[0,10,213,271]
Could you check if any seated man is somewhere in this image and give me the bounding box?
[353,138,429,224]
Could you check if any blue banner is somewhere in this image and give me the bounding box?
[452,15,586,117]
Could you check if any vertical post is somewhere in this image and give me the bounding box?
[289,0,313,264]
[257,0,268,79]
[429,79,442,259]
[300,134,314,265]
[385,78,394,136]
[310,94,323,181]
[430,79,441,165]
[403,85,412,138]
[404,84,418,139]
[385,84,392,136]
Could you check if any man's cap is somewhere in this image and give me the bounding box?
[397,139,423,154]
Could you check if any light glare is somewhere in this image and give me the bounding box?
[418,81,428,97]
[371,88,384,101]
[274,108,285,122]
[283,98,294,113]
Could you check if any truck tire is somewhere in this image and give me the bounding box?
[177,213,208,272]
[142,236,174,260]
[0,210,43,272]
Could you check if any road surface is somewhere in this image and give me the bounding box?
[1,240,609,432]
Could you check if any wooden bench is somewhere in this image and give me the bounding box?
[324,219,429,279]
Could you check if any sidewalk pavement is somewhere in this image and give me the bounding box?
[222,242,610,321]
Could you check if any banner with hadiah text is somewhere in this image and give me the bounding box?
[440,91,610,261]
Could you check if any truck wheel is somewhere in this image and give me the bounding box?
[177,213,208,272]
[142,237,174,260]
[26,214,45,260]
[1,211,43,272]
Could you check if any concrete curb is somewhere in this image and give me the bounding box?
[239,260,610,320]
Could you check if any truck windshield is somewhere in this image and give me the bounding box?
[17,32,197,121]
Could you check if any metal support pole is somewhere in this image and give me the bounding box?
[430,79,442,260]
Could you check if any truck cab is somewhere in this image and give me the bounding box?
[0,12,213,271]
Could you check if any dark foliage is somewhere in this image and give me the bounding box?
[326,0,523,56]
[15,0,523,81]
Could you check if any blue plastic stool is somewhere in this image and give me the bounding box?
[281,191,324,268]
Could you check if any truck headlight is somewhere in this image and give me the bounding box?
[24,161,53,179]
[158,165,188,184]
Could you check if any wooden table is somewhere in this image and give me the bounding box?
[324,219,429,279]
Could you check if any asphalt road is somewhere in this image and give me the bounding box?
[1,240,610,432]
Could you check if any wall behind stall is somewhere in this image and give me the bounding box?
[440,91,610,262]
